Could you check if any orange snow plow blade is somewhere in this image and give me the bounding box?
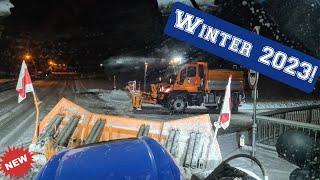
[31,98,222,174]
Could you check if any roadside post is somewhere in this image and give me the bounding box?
[248,69,259,159]
[250,26,260,158]
[144,61,148,92]
[113,75,116,89]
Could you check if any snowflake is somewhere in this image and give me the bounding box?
[242,1,248,6]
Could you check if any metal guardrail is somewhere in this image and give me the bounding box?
[256,105,320,150]
[259,105,320,125]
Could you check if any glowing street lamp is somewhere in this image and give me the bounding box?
[24,53,31,61]
[48,59,56,66]
[170,56,183,65]
[23,53,37,76]
[170,56,183,75]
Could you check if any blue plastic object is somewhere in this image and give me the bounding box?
[37,137,182,180]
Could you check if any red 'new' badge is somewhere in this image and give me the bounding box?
[0,146,34,178]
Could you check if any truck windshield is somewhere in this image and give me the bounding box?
[187,66,196,77]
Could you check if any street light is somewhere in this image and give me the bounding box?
[170,56,183,75]
[170,56,183,65]
[24,53,31,60]
[23,53,37,76]
[48,60,55,66]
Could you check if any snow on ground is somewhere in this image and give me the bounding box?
[91,88,320,116]
[227,148,297,180]
[215,130,297,179]
[0,89,15,102]
[95,89,132,115]
[10,119,35,148]
[75,92,110,114]
[240,100,320,111]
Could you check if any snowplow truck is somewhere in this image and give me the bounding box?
[141,61,244,113]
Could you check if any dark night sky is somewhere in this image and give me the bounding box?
[0,0,319,74]
[7,0,160,30]
[1,0,163,72]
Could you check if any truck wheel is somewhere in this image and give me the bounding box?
[168,95,187,113]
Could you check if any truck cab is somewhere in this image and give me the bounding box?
[173,62,208,93]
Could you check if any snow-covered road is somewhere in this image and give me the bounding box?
[0,79,254,154]
[0,80,76,153]
[1,78,317,154]
[0,78,130,152]
[0,79,107,153]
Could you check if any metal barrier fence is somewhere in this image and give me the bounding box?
[256,105,320,150]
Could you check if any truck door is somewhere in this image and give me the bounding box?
[186,66,197,87]
[175,65,199,92]
[178,68,187,85]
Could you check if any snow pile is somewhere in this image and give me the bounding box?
[74,89,133,115]
[97,89,132,115]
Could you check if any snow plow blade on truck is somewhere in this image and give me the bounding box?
[30,98,222,178]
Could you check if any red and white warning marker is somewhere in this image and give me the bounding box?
[16,60,41,140]
[213,75,232,140]
[16,60,34,103]
[219,75,232,130]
